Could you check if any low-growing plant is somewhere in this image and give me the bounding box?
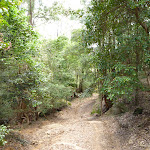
[91,104,101,115]
[0,125,11,146]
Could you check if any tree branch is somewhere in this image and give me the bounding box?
[134,7,149,36]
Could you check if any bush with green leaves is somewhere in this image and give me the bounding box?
[100,63,140,101]
[0,125,11,146]
[37,72,73,114]
[84,0,150,105]
[0,4,41,120]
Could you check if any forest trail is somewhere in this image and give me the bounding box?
[18,94,121,150]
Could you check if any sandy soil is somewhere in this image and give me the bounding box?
[2,93,150,150]
[3,94,121,150]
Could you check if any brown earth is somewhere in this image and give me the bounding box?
[1,93,150,150]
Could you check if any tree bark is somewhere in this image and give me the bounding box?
[134,7,149,36]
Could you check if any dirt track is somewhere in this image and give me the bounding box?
[14,94,121,150]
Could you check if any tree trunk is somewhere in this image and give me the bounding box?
[134,26,140,105]
[79,78,83,93]
[29,0,33,26]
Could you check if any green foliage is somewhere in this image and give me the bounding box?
[35,1,64,22]
[0,3,41,120]
[91,105,101,115]
[26,1,79,25]
[0,0,21,26]
[0,125,11,146]
[37,72,73,114]
[38,28,95,113]
[83,0,150,104]
[2,0,149,123]
[101,64,139,101]
[0,0,94,122]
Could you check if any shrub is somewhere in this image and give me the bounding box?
[0,125,11,146]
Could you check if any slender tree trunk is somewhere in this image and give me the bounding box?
[97,69,103,116]
[79,78,83,93]
[29,0,33,26]
[135,26,140,105]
